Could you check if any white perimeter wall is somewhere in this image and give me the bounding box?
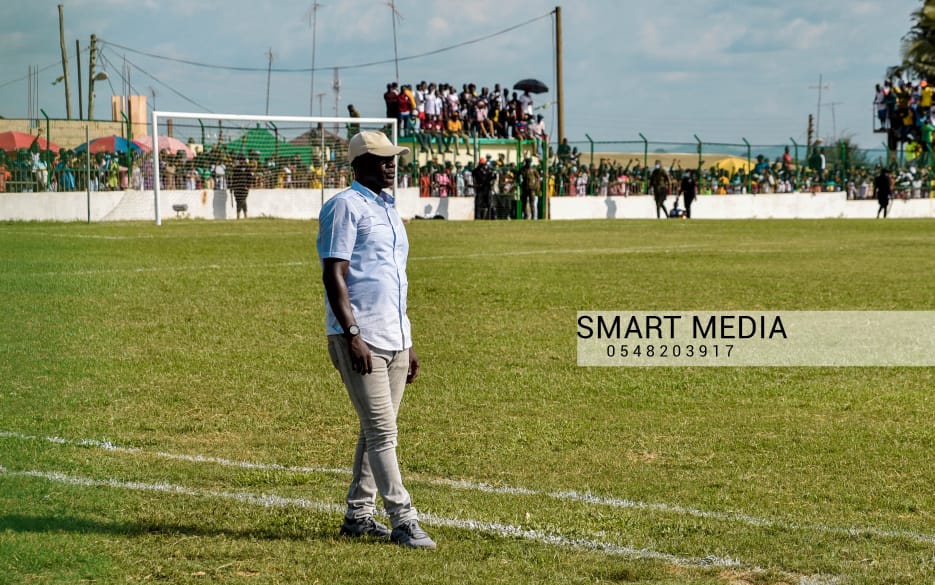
[1,189,933,222]
[551,192,935,219]
[0,187,475,223]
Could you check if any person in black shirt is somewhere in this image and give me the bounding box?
[873,167,893,218]
[679,169,698,218]
[229,156,253,219]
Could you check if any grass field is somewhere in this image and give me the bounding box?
[0,217,933,585]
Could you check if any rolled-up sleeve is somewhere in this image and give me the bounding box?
[317,197,356,261]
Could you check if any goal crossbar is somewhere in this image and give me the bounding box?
[150,110,398,225]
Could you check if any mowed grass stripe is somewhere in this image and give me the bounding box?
[3,429,932,547]
[12,244,807,278]
[3,465,852,584]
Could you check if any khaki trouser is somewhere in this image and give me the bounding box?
[327,335,418,528]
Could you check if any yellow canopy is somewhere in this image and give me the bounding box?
[712,156,752,174]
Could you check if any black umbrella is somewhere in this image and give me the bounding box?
[513,78,549,94]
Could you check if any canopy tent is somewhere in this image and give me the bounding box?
[712,156,752,174]
[132,135,194,159]
[220,127,313,164]
[73,135,143,155]
[0,130,61,153]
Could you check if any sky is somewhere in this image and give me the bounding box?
[0,0,922,151]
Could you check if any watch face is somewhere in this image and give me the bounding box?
[347,325,360,336]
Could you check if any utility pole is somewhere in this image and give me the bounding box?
[807,114,815,150]
[826,101,843,140]
[333,67,341,135]
[76,39,83,119]
[809,74,831,143]
[306,2,322,118]
[58,4,72,119]
[88,34,98,120]
[387,0,403,83]
[316,92,327,117]
[265,47,274,115]
[555,5,564,146]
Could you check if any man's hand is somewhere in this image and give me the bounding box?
[406,348,420,384]
[349,335,373,375]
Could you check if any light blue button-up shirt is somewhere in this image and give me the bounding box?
[317,180,411,351]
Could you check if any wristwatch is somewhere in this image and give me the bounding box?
[344,324,360,338]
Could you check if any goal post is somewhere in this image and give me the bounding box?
[149,110,399,225]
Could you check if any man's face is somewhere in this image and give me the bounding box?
[355,154,396,190]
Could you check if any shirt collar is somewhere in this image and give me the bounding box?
[352,180,395,206]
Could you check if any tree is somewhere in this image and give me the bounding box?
[902,0,935,78]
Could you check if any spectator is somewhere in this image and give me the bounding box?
[922,117,934,166]
[472,157,495,219]
[443,111,471,155]
[461,161,474,197]
[414,81,427,133]
[475,89,494,138]
[347,104,361,137]
[874,166,893,218]
[434,162,452,197]
[875,83,888,130]
[576,164,589,197]
[679,169,698,218]
[519,157,541,220]
[230,155,253,219]
[921,80,933,121]
[519,89,534,118]
[384,82,400,127]
[649,160,670,218]
[398,85,415,136]
[214,157,227,190]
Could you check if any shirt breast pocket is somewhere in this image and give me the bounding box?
[357,214,391,239]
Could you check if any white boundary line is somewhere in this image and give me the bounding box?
[0,465,847,584]
[2,430,932,547]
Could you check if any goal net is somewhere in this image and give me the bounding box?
[148,111,399,225]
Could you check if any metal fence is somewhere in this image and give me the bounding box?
[2,127,932,202]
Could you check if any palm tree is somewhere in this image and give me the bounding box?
[903,0,935,78]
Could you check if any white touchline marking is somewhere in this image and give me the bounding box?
[2,430,932,548]
[0,464,845,583]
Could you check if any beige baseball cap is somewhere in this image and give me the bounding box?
[348,131,410,163]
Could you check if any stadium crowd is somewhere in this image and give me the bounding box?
[382,80,547,152]
[0,145,355,194]
[874,72,935,165]
[3,73,934,207]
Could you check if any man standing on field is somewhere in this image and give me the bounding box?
[230,156,253,219]
[649,160,670,219]
[873,166,893,219]
[316,131,436,550]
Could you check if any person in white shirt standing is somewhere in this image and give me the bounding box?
[317,131,436,550]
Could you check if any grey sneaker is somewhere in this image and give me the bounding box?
[390,520,436,550]
[339,516,391,539]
